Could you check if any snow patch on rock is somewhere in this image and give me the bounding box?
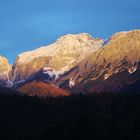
[69,79,75,88]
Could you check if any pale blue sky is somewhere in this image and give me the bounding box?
[0,0,140,63]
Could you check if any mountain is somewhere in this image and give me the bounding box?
[1,30,140,96]
[17,81,69,97]
[56,30,140,93]
[12,33,104,85]
[0,55,12,87]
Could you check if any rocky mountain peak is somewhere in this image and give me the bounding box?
[16,33,103,64]
[56,30,140,93]
[13,33,104,83]
[100,29,140,63]
[0,55,11,72]
[1,29,140,94]
[0,55,12,87]
[56,33,93,44]
[109,30,140,43]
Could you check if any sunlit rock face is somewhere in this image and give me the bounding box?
[2,30,140,94]
[12,33,104,84]
[0,55,13,87]
[56,30,140,93]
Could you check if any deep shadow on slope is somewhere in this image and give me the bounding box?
[0,89,140,140]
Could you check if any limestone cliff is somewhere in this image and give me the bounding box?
[0,55,12,87]
[56,30,140,93]
[13,33,104,83]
